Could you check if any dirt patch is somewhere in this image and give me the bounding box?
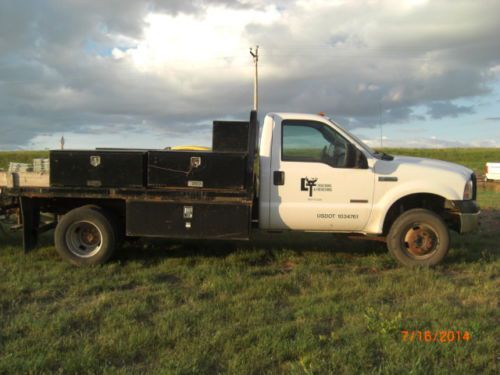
[281,260,297,273]
[479,209,500,233]
[478,181,500,192]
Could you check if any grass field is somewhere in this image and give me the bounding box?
[380,148,500,176]
[1,149,499,374]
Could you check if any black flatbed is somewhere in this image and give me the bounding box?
[0,111,259,251]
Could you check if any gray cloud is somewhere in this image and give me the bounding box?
[427,101,475,119]
[1,0,500,148]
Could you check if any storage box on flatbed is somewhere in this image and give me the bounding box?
[50,150,146,188]
[212,121,249,153]
[147,151,247,190]
[47,115,254,191]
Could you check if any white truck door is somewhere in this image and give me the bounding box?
[269,116,374,231]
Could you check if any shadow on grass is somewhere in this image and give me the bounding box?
[0,224,55,250]
[113,232,388,265]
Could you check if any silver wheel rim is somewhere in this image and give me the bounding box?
[65,221,103,258]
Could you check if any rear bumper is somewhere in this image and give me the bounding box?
[447,200,480,234]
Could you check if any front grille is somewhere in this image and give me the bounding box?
[471,173,477,200]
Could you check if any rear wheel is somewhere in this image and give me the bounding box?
[387,208,449,267]
[54,206,116,265]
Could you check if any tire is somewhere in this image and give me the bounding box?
[386,208,450,267]
[54,206,116,266]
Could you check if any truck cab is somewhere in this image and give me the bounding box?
[258,113,479,266]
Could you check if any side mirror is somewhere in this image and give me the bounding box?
[347,144,368,169]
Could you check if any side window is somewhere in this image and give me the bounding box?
[282,120,350,168]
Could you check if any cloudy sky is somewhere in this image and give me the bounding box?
[1,0,499,150]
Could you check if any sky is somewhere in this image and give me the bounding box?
[0,0,499,150]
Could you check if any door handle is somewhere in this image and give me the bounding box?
[273,171,285,185]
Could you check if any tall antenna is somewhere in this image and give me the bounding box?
[379,101,383,148]
[249,45,259,112]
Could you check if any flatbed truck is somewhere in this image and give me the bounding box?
[0,110,480,266]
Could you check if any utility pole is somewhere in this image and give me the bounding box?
[249,45,259,112]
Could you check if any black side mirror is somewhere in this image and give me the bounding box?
[347,144,368,169]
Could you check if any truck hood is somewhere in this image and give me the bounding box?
[393,156,473,178]
[373,155,473,201]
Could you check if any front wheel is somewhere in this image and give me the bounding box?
[387,208,450,267]
[54,206,116,266]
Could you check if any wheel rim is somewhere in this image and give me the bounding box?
[403,223,439,258]
[65,221,103,258]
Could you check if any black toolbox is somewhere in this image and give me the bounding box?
[212,121,249,152]
[147,150,247,190]
[50,150,146,188]
[126,201,251,239]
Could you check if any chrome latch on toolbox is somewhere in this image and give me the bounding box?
[190,157,201,168]
[183,206,193,219]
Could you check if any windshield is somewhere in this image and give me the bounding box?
[327,118,377,156]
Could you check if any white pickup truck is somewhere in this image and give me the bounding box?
[0,110,479,267]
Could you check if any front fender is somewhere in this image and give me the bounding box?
[364,181,462,234]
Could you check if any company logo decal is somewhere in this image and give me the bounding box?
[300,177,332,197]
[300,177,317,197]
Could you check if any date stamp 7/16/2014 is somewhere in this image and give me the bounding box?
[401,330,472,343]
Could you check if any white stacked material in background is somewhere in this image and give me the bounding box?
[485,162,500,181]
[1,158,51,187]
[33,158,50,173]
[8,162,32,173]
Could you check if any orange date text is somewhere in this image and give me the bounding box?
[401,330,471,343]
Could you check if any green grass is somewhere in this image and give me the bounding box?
[1,150,499,374]
[478,190,500,208]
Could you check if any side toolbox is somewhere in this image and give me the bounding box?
[126,201,251,240]
[147,151,247,190]
[212,121,249,152]
[50,150,146,188]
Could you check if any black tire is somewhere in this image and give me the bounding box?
[386,208,450,267]
[54,206,116,266]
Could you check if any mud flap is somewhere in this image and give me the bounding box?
[20,197,40,252]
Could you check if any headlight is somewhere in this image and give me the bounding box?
[463,179,473,200]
